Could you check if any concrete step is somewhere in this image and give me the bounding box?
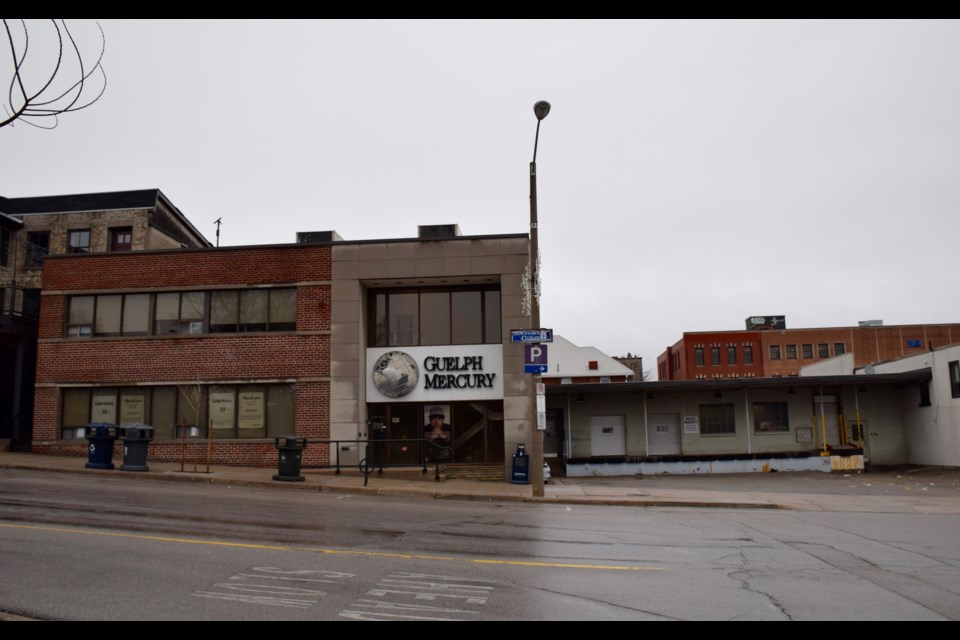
[441,464,505,481]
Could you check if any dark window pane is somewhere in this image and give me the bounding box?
[753,401,789,432]
[210,291,239,333]
[818,343,830,358]
[452,291,482,344]
[727,346,737,365]
[239,289,268,332]
[420,290,450,346]
[122,294,150,335]
[484,290,501,344]
[389,291,418,346]
[267,385,295,438]
[372,292,387,347]
[151,387,177,439]
[269,288,296,330]
[95,295,122,336]
[744,345,754,364]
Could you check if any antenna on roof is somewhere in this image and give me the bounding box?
[214,218,222,247]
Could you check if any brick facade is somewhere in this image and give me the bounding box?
[659,324,960,380]
[33,244,333,467]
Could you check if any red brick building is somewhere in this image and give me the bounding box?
[658,319,960,380]
[33,244,332,466]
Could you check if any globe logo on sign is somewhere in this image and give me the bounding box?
[372,351,419,398]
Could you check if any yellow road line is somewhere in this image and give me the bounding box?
[0,523,662,572]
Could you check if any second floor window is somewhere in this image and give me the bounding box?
[25,231,49,267]
[369,286,501,347]
[67,288,296,338]
[68,229,91,253]
[110,227,132,252]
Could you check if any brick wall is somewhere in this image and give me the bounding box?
[41,244,331,293]
[34,244,335,467]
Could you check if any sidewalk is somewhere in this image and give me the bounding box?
[1,451,959,514]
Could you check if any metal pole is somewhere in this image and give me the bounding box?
[529,105,548,498]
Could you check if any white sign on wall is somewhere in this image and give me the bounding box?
[366,344,504,403]
[683,415,699,434]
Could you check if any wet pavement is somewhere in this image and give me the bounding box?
[1,451,958,515]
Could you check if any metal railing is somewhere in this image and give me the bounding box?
[0,284,40,320]
[303,438,453,486]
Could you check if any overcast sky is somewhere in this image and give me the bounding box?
[3,19,959,377]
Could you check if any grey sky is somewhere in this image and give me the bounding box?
[3,19,959,376]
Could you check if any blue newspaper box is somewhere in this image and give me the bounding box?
[511,443,530,484]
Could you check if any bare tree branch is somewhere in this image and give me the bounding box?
[1,19,106,130]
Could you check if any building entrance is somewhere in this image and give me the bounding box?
[367,400,504,465]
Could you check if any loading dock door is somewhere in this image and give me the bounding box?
[590,415,626,456]
[648,413,681,456]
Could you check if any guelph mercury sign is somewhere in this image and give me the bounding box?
[367,345,503,402]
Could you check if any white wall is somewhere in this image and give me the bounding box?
[873,344,960,466]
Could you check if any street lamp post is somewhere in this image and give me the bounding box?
[529,100,550,498]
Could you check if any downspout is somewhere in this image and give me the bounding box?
[819,385,828,455]
[744,387,752,455]
[642,390,649,458]
[565,392,572,460]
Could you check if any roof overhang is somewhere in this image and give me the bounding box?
[545,369,933,396]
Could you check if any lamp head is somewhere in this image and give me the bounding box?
[534,101,551,121]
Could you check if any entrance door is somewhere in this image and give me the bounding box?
[813,395,840,446]
[590,415,626,457]
[647,413,681,456]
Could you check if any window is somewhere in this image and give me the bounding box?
[25,231,49,267]
[769,345,781,361]
[834,343,846,355]
[66,296,94,337]
[66,293,153,337]
[786,344,797,360]
[711,347,721,365]
[744,345,753,365]
[155,291,206,335]
[948,361,960,399]
[67,288,294,338]
[818,343,830,358]
[919,383,931,407]
[67,229,91,253]
[801,344,813,359]
[0,228,9,266]
[727,346,737,365]
[60,383,295,441]
[753,401,789,433]
[695,347,704,366]
[110,227,132,252]
[368,286,501,347]
[700,403,735,435]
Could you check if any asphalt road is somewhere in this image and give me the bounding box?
[1,469,959,620]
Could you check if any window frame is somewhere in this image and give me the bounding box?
[700,403,736,436]
[67,228,91,253]
[368,285,501,348]
[949,361,960,399]
[753,401,790,433]
[769,345,781,361]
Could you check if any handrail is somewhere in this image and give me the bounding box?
[301,438,452,487]
[0,283,40,320]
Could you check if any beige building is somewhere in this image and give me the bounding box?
[326,224,535,477]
